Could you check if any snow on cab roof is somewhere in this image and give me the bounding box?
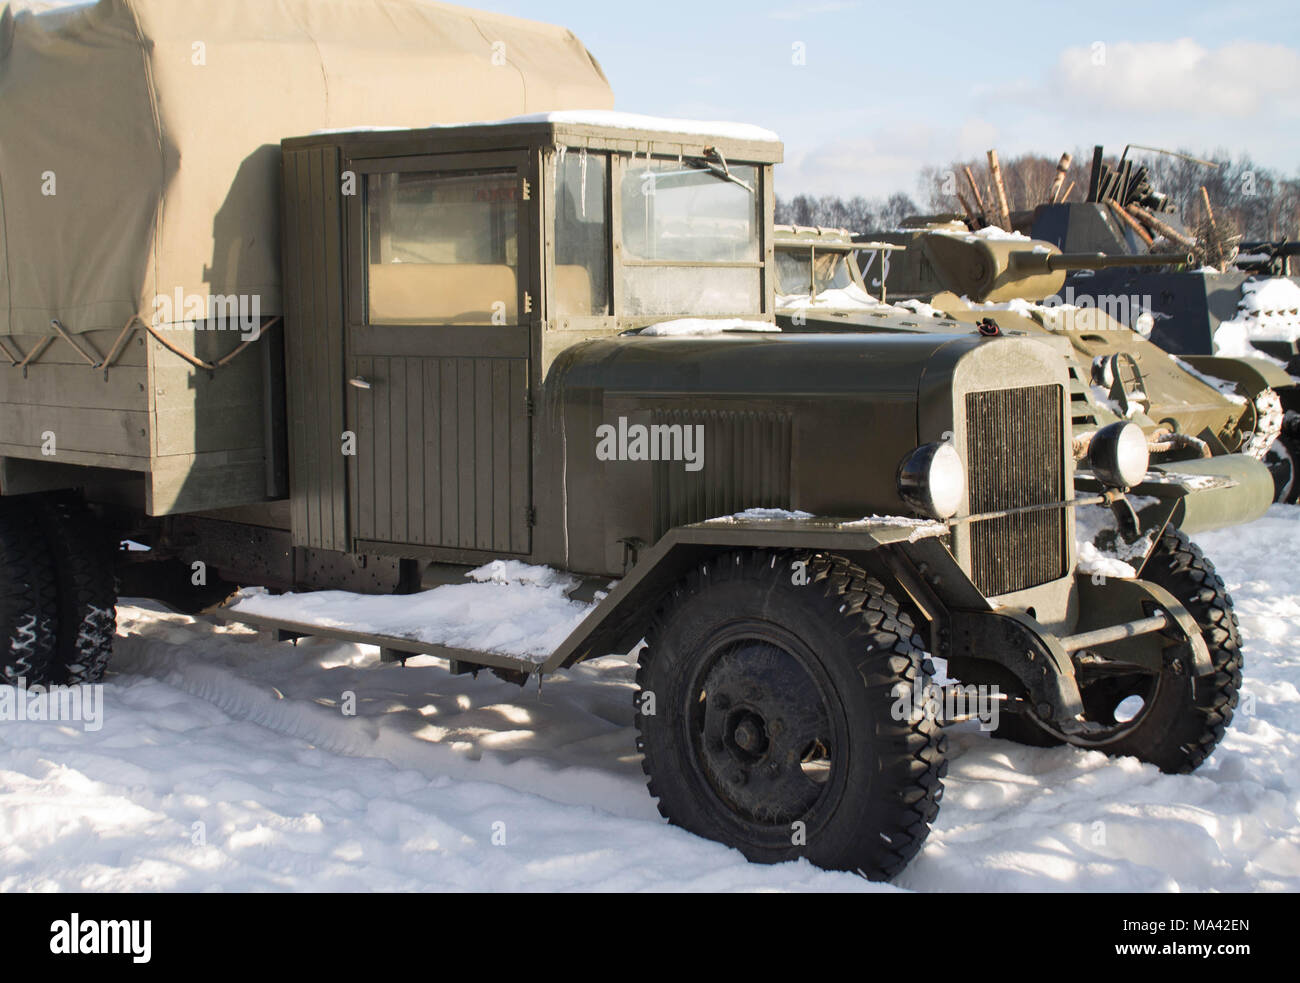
[315,110,781,144]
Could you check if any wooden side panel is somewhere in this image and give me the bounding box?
[0,328,150,468]
[352,355,529,553]
[283,146,349,550]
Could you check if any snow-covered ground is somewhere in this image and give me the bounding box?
[2,509,1298,892]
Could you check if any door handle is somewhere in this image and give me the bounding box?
[348,376,373,390]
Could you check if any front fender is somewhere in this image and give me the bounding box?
[542,514,956,672]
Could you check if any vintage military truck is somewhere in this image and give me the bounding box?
[784,225,1293,497]
[0,0,1263,878]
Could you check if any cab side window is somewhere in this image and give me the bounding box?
[553,150,610,317]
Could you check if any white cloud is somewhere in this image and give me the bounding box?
[778,119,1002,199]
[1052,38,1300,117]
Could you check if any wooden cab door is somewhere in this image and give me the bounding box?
[345,151,534,557]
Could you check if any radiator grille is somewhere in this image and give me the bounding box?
[965,385,1067,596]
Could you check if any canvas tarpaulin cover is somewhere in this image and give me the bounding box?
[0,0,613,336]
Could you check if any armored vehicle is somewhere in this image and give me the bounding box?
[0,0,1267,877]
[788,226,1293,497]
[1025,199,1300,500]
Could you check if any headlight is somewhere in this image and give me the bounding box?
[1088,421,1149,488]
[897,441,965,520]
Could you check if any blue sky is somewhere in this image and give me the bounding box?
[472,0,1300,199]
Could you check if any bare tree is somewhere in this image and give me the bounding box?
[782,149,1300,241]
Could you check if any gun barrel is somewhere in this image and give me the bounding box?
[1010,250,1190,274]
[1241,240,1300,258]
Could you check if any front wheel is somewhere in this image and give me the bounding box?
[635,551,946,878]
[1265,410,1300,503]
[991,528,1242,773]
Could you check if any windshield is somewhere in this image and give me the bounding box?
[775,247,853,296]
[620,159,759,262]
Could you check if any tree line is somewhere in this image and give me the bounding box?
[777,149,1300,242]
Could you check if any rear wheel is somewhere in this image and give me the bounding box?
[636,551,946,878]
[37,495,117,684]
[0,498,58,685]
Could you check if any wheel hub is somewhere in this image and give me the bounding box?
[693,642,833,825]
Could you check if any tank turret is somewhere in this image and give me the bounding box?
[917,232,1188,303]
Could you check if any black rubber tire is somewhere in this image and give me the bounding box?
[990,528,1242,774]
[635,550,946,878]
[1112,527,1244,773]
[0,497,59,685]
[1266,410,1300,504]
[36,495,117,685]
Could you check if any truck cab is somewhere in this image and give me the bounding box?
[280,116,784,572]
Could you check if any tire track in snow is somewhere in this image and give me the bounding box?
[111,624,661,822]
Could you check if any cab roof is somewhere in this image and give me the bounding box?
[285,110,785,164]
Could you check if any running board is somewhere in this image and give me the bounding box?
[208,607,544,676]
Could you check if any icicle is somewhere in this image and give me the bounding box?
[554,144,566,189]
[578,147,588,219]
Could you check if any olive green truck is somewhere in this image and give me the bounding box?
[0,0,1268,877]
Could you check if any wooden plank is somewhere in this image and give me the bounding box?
[0,443,149,471]
[296,149,323,548]
[406,357,424,546]
[320,146,348,552]
[0,402,149,457]
[441,358,459,548]
[0,363,146,411]
[987,149,1012,230]
[388,353,408,543]
[492,359,510,552]
[282,150,310,543]
[1047,152,1072,204]
[355,355,375,543]
[372,356,392,543]
[423,358,441,546]
[475,358,493,550]
[963,165,987,221]
[457,358,476,549]
[148,453,267,515]
[154,405,264,455]
[307,149,329,549]
[509,358,530,554]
